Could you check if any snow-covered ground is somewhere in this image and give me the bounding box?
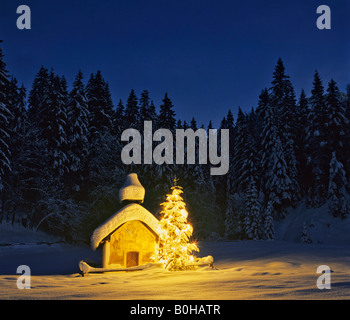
[1,240,350,299]
[275,202,350,245]
[1,219,350,300]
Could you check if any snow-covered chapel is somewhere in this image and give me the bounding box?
[90,174,161,269]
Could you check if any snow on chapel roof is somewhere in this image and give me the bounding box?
[90,203,161,250]
[119,173,145,203]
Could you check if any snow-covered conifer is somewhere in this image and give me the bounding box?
[245,178,261,240]
[67,70,89,175]
[326,79,348,165]
[305,71,328,206]
[47,72,70,178]
[0,48,12,194]
[300,222,312,244]
[264,201,275,240]
[158,93,176,133]
[124,89,139,129]
[86,70,114,139]
[328,152,348,218]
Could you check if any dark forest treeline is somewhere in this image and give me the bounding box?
[0,47,349,242]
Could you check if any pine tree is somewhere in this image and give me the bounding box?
[139,89,151,124]
[158,93,176,132]
[148,100,158,126]
[220,116,227,129]
[326,79,348,165]
[231,108,247,193]
[225,109,235,130]
[47,71,70,178]
[244,178,261,240]
[270,58,287,108]
[186,165,217,239]
[346,84,350,119]
[190,117,197,130]
[264,201,275,240]
[225,192,246,239]
[0,48,12,221]
[256,88,269,124]
[7,78,27,192]
[28,66,50,132]
[26,67,51,223]
[67,70,89,177]
[115,99,125,135]
[232,107,259,194]
[270,58,300,204]
[328,152,348,218]
[305,71,328,206]
[345,85,350,174]
[297,89,308,130]
[176,119,182,129]
[300,222,312,244]
[296,89,309,195]
[260,101,278,197]
[124,89,139,129]
[86,70,114,139]
[267,131,293,217]
[29,69,70,181]
[154,178,199,270]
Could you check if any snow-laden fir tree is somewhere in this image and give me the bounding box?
[216,109,234,227]
[7,78,27,166]
[305,70,328,207]
[345,85,350,174]
[264,201,275,240]
[244,178,261,240]
[267,132,293,217]
[158,93,176,133]
[239,128,259,194]
[114,99,125,135]
[6,78,28,222]
[86,70,114,139]
[300,222,312,244]
[29,68,70,180]
[231,107,248,193]
[0,47,12,221]
[260,101,277,192]
[261,99,293,216]
[124,89,139,129]
[256,88,269,125]
[270,58,300,204]
[186,164,217,239]
[154,177,199,270]
[67,70,89,176]
[325,79,348,166]
[139,90,157,125]
[28,66,50,130]
[328,152,348,219]
[7,78,27,140]
[148,100,158,126]
[296,89,309,195]
[139,89,150,123]
[47,71,70,178]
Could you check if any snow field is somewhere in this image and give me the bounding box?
[1,240,350,299]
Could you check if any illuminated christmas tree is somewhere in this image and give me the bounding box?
[154,177,199,270]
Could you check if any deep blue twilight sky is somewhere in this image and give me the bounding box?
[0,0,349,127]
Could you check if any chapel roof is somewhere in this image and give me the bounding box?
[90,203,161,250]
